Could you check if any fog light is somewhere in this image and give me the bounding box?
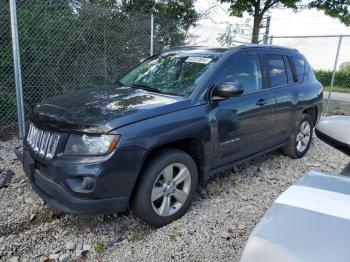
[81,177,95,191]
[66,176,96,193]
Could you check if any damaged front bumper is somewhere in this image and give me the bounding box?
[18,144,147,215]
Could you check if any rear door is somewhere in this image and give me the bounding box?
[211,51,276,169]
[262,53,298,146]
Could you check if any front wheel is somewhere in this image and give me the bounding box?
[131,149,198,227]
[283,113,313,158]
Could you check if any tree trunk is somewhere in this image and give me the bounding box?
[251,4,261,44]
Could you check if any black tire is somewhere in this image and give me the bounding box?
[283,113,313,159]
[131,149,198,227]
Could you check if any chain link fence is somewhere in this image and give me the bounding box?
[1,0,350,138]
[0,1,187,138]
[271,35,350,116]
[0,1,16,135]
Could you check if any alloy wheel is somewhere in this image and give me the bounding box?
[296,120,311,152]
[151,163,191,217]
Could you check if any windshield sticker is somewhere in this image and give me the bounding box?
[185,57,212,64]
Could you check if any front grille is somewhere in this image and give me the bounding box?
[27,123,60,159]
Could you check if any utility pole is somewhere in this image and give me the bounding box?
[261,15,271,44]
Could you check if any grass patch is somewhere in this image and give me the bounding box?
[231,179,240,186]
[95,242,106,254]
[324,86,350,94]
[208,181,224,193]
[169,231,183,241]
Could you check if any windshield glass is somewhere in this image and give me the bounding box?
[119,53,220,96]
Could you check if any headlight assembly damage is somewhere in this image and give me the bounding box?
[64,134,120,156]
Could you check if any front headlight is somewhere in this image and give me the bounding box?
[64,134,120,156]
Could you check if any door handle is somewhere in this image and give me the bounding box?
[256,99,269,106]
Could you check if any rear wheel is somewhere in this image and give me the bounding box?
[283,113,313,158]
[131,149,198,227]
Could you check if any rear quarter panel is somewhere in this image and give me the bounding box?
[292,53,324,122]
[295,79,323,123]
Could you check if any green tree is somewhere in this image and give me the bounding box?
[0,0,198,127]
[339,61,350,72]
[221,0,350,44]
[121,0,198,48]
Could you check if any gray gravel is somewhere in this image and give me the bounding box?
[0,137,348,262]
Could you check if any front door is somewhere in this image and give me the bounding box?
[211,52,275,169]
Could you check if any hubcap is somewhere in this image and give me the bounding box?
[296,121,311,152]
[151,163,191,217]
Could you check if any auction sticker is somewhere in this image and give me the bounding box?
[185,57,212,64]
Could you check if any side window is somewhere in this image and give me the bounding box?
[284,56,294,84]
[266,54,288,88]
[293,56,306,82]
[215,54,262,95]
[293,56,316,83]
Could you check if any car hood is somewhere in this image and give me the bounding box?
[31,86,190,133]
[241,171,350,262]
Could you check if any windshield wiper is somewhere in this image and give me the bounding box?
[130,83,160,93]
[114,81,124,86]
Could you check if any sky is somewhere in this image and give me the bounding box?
[191,1,350,70]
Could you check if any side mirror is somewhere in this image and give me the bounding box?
[210,82,244,102]
[315,116,350,156]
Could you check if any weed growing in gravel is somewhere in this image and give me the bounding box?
[231,179,240,186]
[95,242,106,254]
[169,231,183,241]
[208,181,224,193]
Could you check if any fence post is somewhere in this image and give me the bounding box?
[269,35,273,45]
[150,13,154,56]
[325,35,343,115]
[10,0,25,139]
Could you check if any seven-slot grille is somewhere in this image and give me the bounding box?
[27,123,60,159]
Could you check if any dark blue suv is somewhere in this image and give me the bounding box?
[22,45,323,226]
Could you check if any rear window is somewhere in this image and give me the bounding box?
[292,56,316,83]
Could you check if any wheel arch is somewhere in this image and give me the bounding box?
[301,106,318,126]
[130,137,206,201]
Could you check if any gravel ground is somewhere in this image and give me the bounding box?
[0,137,348,262]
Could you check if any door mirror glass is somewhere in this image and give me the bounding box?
[211,82,244,102]
[315,116,350,156]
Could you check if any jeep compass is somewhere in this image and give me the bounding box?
[21,45,323,227]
